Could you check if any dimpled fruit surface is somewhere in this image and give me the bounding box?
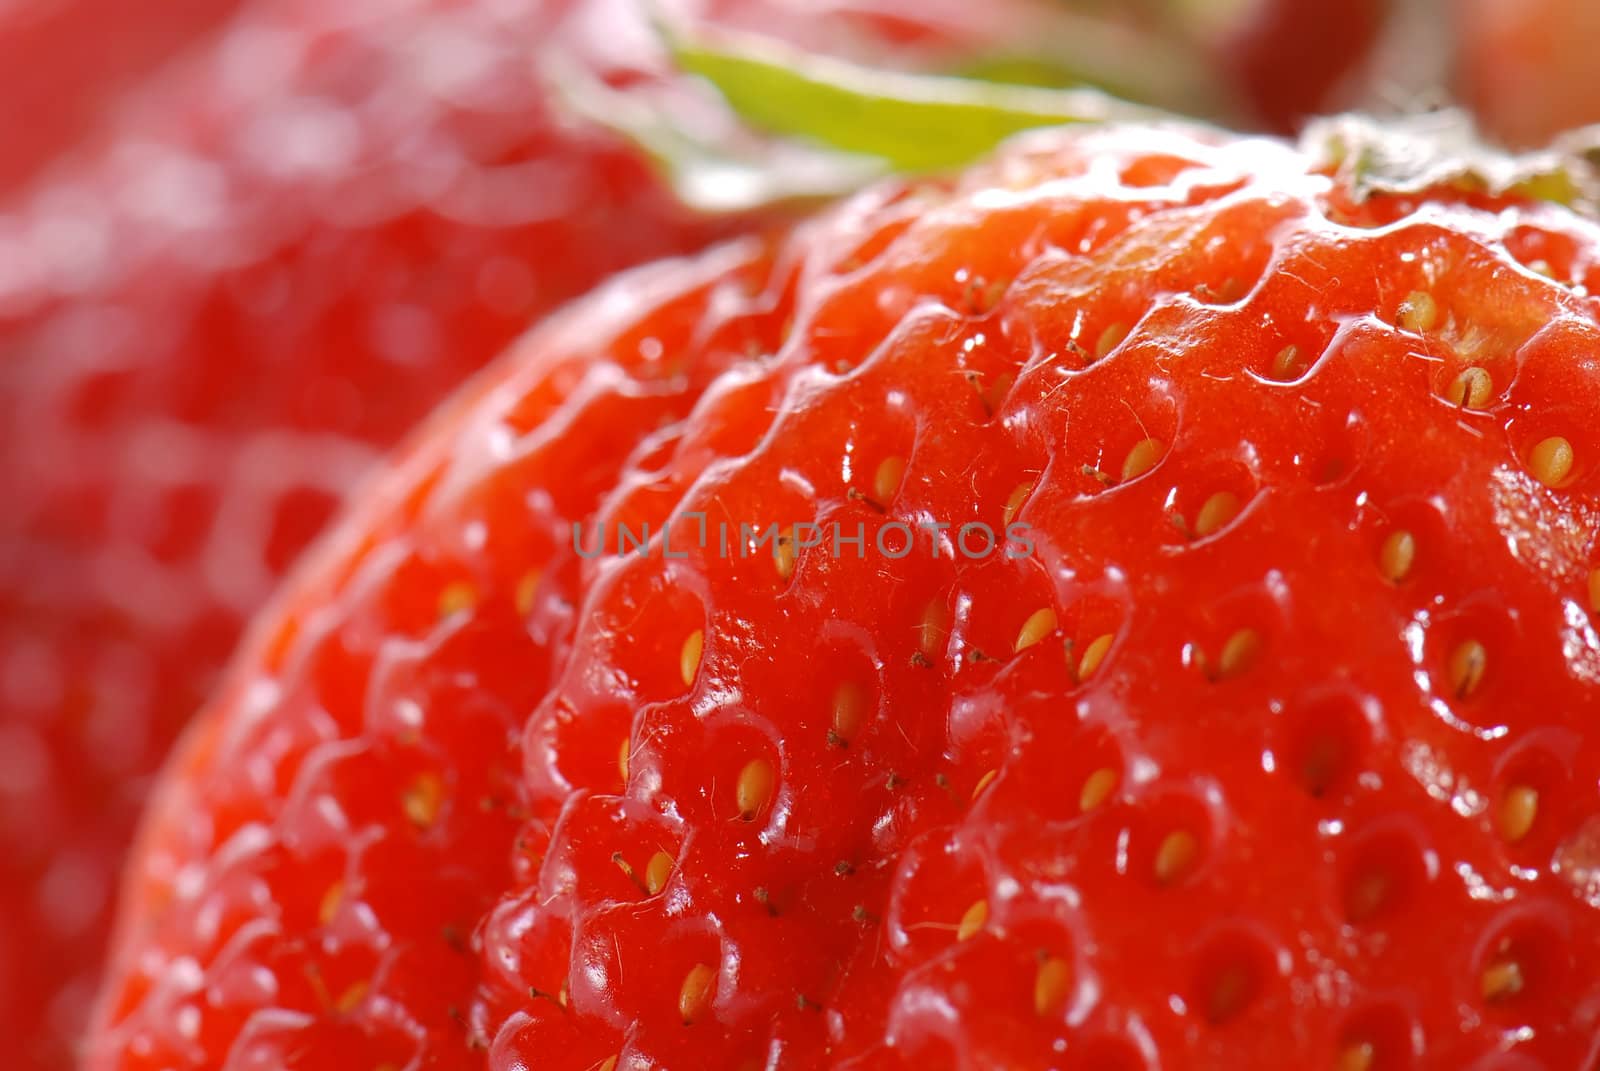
[88,123,1600,1070]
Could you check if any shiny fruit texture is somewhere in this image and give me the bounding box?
[88,123,1600,1069]
[0,1,1058,1065]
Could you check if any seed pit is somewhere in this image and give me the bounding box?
[1491,734,1573,852]
[1280,692,1370,799]
[1188,927,1274,1026]
[1340,822,1431,925]
[1472,905,1572,1012]
[590,563,707,703]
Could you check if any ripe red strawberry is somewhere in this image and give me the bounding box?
[3,3,1074,1064]
[86,120,1600,1069]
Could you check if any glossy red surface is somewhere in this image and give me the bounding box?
[88,124,1600,1068]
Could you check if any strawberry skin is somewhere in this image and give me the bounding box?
[86,122,1600,1069]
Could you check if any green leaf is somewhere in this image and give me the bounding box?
[549,54,886,215]
[666,23,1165,174]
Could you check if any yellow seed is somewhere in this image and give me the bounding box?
[1154,830,1200,885]
[1397,290,1438,333]
[1345,870,1390,923]
[335,981,368,1015]
[1378,530,1416,582]
[1075,633,1115,682]
[1589,568,1600,613]
[919,600,950,658]
[1015,607,1058,653]
[874,456,907,504]
[680,629,704,688]
[775,528,798,580]
[1448,639,1488,698]
[1338,1040,1376,1071]
[318,880,344,926]
[1096,322,1129,359]
[645,851,674,895]
[1002,481,1033,527]
[678,963,716,1024]
[403,772,444,828]
[1120,438,1163,482]
[1216,628,1262,679]
[1529,435,1575,487]
[598,1058,618,1071]
[1079,767,1117,812]
[1194,491,1242,538]
[1033,956,1072,1017]
[736,758,776,820]
[957,899,989,941]
[1497,785,1539,842]
[1271,344,1304,379]
[514,570,541,616]
[831,681,869,743]
[1481,958,1525,1003]
[618,737,631,783]
[971,768,999,800]
[437,581,476,618]
[1444,367,1493,409]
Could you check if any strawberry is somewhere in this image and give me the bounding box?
[1455,0,1600,147]
[0,2,1399,1063]
[85,114,1600,1070]
[2,3,1066,1064]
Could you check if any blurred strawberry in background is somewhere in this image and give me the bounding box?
[1455,0,1600,147]
[10,0,1576,1066]
[0,0,241,196]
